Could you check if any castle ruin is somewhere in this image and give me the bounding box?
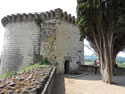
[0,8,84,74]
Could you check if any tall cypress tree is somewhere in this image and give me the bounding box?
[77,0,125,84]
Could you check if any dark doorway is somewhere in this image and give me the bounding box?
[64,60,70,74]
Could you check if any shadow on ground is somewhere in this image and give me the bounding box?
[51,73,125,94]
[51,74,66,94]
[69,72,125,87]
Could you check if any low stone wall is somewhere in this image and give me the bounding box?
[79,65,97,72]
[115,67,125,75]
[0,65,56,94]
[41,66,56,94]
[80,65,125,75]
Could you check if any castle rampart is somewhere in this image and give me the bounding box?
[0,8,83,74]
[1,8,76,27]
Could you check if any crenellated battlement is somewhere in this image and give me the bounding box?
[0,8,84,75]
[1,8,76,27]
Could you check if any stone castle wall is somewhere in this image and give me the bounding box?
[0,22,40,73]
[40,21,57,61]
[39,19,84,73]
[55,20,84,73]
[0,8,84,74]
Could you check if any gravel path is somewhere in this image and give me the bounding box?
[52,73,125,94]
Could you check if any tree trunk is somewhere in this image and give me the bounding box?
[90,23,116,84]
[98,39,114,84]
[97,32,115,84]
[100,62,112,83]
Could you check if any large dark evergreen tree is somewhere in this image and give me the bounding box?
[77,0,125,84]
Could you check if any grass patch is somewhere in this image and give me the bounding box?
[17,63,44,74]
[0,69,13,78]
[0,55,52,78]
[84,62,94,65]
[18,56,52,74]
[117,63,125,68]
[0,64,45,78]
[85,62,125,68]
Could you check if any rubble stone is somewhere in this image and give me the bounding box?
[0,66,54,94]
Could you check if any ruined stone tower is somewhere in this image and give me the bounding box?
[0,8,84,74]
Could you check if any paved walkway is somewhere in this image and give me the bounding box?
[51,73,125,94]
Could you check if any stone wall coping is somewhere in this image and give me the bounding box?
[1,8,76,27]
[41,66,56,94]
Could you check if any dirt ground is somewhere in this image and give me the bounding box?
[51,73,125,94]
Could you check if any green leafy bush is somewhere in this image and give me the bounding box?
[39,55,51,65]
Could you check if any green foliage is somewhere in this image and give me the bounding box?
[0,55,52,78]
[39,55,51,65]
[17,63,42,74]
[84,55,97,62]
[0,64,42,78]
[77,0,125,40]
[84,62,94,65]
[77,0,125,61]
[85,55,125,63]
[18,55,52,74]
[117,63,125,68]
[84,61,125,68]
[0,69,13,78]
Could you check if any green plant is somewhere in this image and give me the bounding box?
[0,55,52,78]
[17,63,42,74]
[0,69,13,78]
[39,55,51,65]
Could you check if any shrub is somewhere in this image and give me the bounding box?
[39,55,51,65]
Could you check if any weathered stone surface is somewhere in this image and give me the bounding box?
[0,66,54,94]
[15,76,24,81]
[0,21,40,74]
[40,20,84,73]
[0,8,84,74]
[1,8,76,27]
[9,81,15,87]
[8,86,15,90]
[7,90,14,94]
[0,84,5,88]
